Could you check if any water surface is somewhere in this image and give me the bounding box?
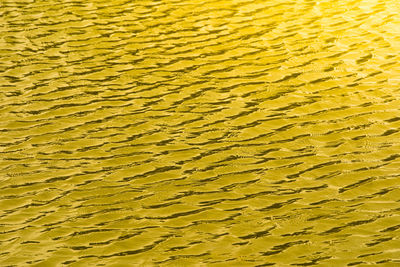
[1,0,400,266]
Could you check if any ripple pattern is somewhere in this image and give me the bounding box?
[1,0,400,266]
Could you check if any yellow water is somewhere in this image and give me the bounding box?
[1,0,400,266]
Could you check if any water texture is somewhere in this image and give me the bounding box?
[1,0,400,266]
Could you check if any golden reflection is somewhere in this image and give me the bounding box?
[1,0,400,265]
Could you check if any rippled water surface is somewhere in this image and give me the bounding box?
[1,0,400,266]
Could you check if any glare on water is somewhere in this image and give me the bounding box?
[1,0,400,266]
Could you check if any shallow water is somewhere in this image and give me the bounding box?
[1,0,400,266]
